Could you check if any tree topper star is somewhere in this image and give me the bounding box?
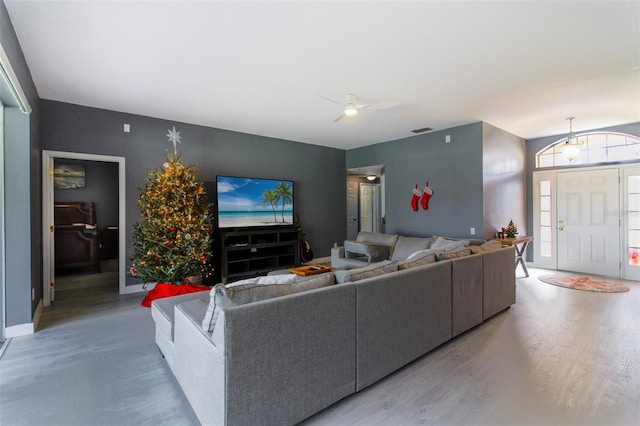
[166,126,182,154]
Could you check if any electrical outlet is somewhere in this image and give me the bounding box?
[470,227,475,235]
[123,123,130,132]
[445,135,451,143]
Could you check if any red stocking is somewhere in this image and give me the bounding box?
[420,181,433,210]
[411,184,422,211]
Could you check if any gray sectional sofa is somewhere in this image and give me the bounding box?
[151,232,516,426]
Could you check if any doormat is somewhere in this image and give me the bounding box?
[538,274,631,293]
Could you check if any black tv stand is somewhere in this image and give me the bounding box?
[220,226,300,283]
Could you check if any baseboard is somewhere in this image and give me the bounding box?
[5,321,34,338]
[0,338,11,360]
[32,299,43,331]
[4,299,42,338]
[121,282,155,294]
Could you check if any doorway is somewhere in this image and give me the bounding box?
[359,183,381,233]
[346,165,385,239]
[42,151,127,308]
[533,163,640,280]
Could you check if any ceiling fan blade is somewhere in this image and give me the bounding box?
[367,101,400,110]
[319,94,344,106]
[334,112,345,122]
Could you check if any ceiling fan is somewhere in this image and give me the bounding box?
[319,93,399,122]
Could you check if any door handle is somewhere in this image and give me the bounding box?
[558,226,564,231]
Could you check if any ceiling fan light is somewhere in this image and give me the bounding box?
[344,105,358,117]
[366,175,377,181]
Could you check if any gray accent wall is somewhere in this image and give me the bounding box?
[40,100,347,287]
[346,123,486,239]
[1,0,41,328]
[346,122,527,242]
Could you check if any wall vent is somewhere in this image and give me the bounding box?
[411,127,433,134]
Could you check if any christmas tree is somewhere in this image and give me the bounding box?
[130,127,213,284]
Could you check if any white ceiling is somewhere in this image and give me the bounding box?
[5,0,640,150]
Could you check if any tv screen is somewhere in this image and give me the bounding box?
[216,176,294,228]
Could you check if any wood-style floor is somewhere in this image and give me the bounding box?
[1,266,639,426]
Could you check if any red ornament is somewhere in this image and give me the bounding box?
[200,255,207,263]
[170,226,177,232]
[167,241,174,247]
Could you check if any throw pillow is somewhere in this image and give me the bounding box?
[469,239,503,254]
[390,236,433,261]
[202,272,335,332]
[406,247,442,260]
[431,236,470,252]
[435,247,472,261]
[334,260,398,284]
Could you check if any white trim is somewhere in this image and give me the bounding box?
[0,337,10,359]
[5,321,33,338]
[122,283,155,294]
[622,164,640,280]
[42,150,130,302]
[0,43,31,114]
[1,101,5,342]
[32,298,43,331]
[41,153,54,306]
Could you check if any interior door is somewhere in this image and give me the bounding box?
[360,184,374,232]
[557,168,620,277]
[346,181,358,240]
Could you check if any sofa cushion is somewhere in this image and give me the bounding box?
[390,236,432,261]
[431,236,470,252]
[202,273,335,332]
[469,239,502,254]
[225,274,297,287]
[432,234,485,246]
[436,247,472,261]
[396,252,437,270]
[334,260,397,284]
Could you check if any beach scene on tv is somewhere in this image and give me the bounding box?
[217,176,294,228]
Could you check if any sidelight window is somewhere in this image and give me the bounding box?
[629,176,640,267]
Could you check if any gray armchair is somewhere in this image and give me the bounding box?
[331,231,399,269]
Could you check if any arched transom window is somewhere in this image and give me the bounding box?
[536,132,640,168]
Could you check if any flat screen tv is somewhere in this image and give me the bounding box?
[216,175,294,228]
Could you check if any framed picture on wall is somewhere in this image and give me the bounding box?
[54,164,86,189]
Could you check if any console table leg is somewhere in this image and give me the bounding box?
[514,241,530,277]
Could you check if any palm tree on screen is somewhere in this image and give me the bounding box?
[275,181,293,223]
[260,189,278,222]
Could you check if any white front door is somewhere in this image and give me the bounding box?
[557,168,620,277]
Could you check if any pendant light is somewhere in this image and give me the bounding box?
[561,117,584,162]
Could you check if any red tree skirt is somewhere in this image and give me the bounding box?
[141,282,210,307]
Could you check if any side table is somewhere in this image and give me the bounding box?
[493,236,534,277]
